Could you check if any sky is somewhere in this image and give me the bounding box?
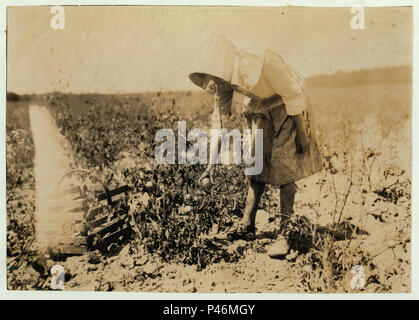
[7,5,413,94]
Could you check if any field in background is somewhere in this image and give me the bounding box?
[6,73,412,292]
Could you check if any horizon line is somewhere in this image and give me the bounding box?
[7,64,412,96]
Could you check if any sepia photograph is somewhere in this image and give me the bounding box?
[5,4,413,293]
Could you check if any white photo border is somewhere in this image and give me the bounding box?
[0,0,417,300]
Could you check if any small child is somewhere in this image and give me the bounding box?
[190,34,322,257]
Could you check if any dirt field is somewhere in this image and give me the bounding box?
[6,81,411,293]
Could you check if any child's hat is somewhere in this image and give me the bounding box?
[189,32,258,99]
